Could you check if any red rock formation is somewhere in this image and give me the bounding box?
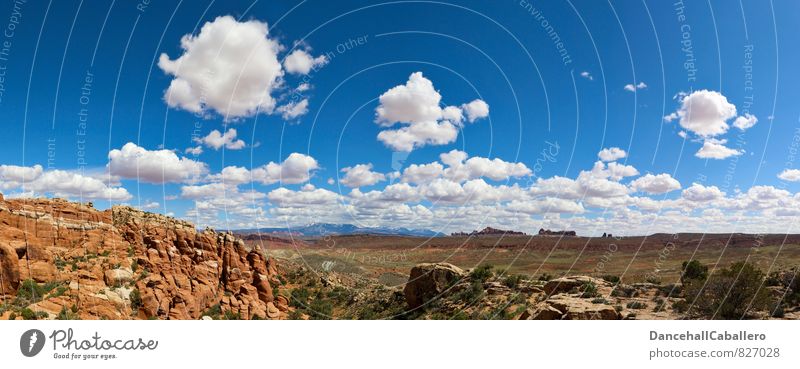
[0,195,283,320]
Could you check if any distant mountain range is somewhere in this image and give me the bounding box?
[231,223,443,237]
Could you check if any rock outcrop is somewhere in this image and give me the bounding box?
[0,196,283,320]
[0,243,19,295]
[403,263,465,308]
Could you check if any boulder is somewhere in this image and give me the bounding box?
[0,244,20,295]
[403,263,465,308]
[543,276,607,295]
[532,305,564,320]
[545,295,621,320]
[104,268,134,286]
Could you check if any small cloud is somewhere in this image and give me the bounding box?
[624,81,647,92]
[695,138,743,160]
[283,49,328,75]
[194,128,246,150]
[732,113,758,131]
[185,146,203,156]
[778,169,800,182]
[597,147,627,162]
[580,71,593,80]
[277,99,309,120]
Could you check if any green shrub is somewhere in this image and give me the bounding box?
[202,304,222,320]
[223,310,242,320]
[684,261,772,319]
[56,306,78,320]
[502,274,524,289]
[538,273,553,281]
[580,281,598,298]
[681,260,709,284]
[129,289,142,311]
[601,275,620,284]
[308,299,333,320]
[457,280,485,303]
[470,264,494,282]
[290,288,310,307]
[645,276,662,285]
[626,301,647,309]
[20,308,38,320]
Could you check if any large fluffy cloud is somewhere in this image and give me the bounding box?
[108,143,208,184]
[374,72,489,151]
[159,16,309,119]
[251,153,320,185]
[664,90,736,137]
[0,164,131,201]
[629,173,681,194]
[340,164,386,188]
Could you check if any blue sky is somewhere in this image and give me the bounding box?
[1,0,799,235]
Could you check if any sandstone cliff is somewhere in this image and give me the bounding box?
[0,195,285,320]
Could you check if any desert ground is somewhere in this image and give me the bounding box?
[248,233,800,286]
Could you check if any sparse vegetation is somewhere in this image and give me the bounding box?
[684,261,773,319]
[129,289,142,311]
[626,301,647,309]
[601,275,620,284]
[470,264,494,282]
[502,274,524,289]
[681,260,709,284]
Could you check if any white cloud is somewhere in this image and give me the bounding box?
[194,128,246,150]
[682,183,724,202]
[251,153,319,185]
[580,71,593,80]
[377,120,459,152]
[283,49,328,75]
[374,72,489,151]
[212,166,252,185]
[597,147,627,162]
[268,186,340,206]
[340,164,386,188]
[778,169,800,182]
[507,198,585,214]
[665,90,736,137]
[461,99,489,123]
[441,150,531,182]
[276,98,309,120]
[401,162,444,184]
[158,16,284,119]
[375,72,443,126]
[629,173,681,194]
[624,82,647,92]
[108,143,208,184]
[695,138,743,159]
[602,162,640,181]
[185,146,203,155]
[398,150,530,184]
[0,164,131,201]
[441,106,464,125]
[733,113,758,131]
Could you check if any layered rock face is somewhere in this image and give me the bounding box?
[0,196,283,320]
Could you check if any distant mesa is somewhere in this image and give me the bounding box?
[450,227,527,237]
[538,228,577,237]
[233,223,441,238]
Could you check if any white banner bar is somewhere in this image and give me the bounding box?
[0,320,796,368]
